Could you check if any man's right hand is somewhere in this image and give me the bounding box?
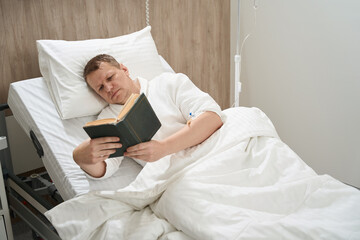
[73,137,122,178]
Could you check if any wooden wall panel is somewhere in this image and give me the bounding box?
[0,0,230,111]
[0,0,145,108]
[152,0,230,109]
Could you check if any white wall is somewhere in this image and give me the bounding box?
[231,0,360,187]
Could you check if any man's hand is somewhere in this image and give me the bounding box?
[124,111,222,163]
[73,137,122,177]
[124,140,168,162]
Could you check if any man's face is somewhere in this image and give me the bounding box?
[86,62,135,104]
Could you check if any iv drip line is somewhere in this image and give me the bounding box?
[146,0,150,26]
[232,0,258,108]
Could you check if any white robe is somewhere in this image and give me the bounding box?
[89,72,223,179]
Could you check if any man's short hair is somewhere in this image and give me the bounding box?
[83,54,120,81]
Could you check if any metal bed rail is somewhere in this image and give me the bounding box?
[1,103,62,240]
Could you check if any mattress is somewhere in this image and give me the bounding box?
[8,56,174,201]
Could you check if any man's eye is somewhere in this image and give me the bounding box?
[107,75,113,81]
[99,85,103,91]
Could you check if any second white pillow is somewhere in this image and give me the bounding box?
[37,26,164,119]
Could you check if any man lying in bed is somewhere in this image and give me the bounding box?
[73,54,223,179]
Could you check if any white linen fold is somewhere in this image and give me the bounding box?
[45,107,360,240]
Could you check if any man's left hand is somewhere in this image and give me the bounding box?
[124,140,168,162]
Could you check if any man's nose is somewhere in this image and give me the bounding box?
[104,83,112,92]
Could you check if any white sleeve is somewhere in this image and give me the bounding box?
[171,73,223,122]
[85,105,125,180]
[85,157,123,180]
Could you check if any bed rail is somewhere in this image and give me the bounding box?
[30,130,44,158]
[0,103,13,174]
[0,103,9,112]
[1,103,62,239]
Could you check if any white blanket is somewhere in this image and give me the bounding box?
[45,107,360,240]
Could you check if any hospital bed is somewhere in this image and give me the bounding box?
[3,52,174,239]
[3,27,360,240]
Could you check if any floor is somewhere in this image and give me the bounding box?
[11,217,34,240]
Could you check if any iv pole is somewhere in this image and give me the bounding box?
[233,0,258,108]
[234,0,241,108]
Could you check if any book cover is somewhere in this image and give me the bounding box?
[83,93,161,158]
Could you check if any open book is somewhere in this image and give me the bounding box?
[83,93,161,158]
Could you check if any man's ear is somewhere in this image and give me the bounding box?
[120,64,130,76]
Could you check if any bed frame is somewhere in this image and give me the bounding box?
[1,103,61,240]
[0,1,230,238]
[0,52,174,239]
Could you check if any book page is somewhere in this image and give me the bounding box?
[116,93,140,121]
[84,118,116,127]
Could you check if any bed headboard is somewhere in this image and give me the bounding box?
[0,0,230,112]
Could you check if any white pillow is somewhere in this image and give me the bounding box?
[37,26,164,119]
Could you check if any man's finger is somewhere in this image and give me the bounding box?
[102,142,122,150]
[93,137,120,144]
[98,149,116,158]
[126,143,147,152]
[125,149,147,157]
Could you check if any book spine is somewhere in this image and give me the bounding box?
[118,120,140,147]
[123,119,142,145]
[111,122,132,158]
[120,93,161,145]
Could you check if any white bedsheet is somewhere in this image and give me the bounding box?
[8,55,174,200]
[45,107,360,240]
[8,77,142,200]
